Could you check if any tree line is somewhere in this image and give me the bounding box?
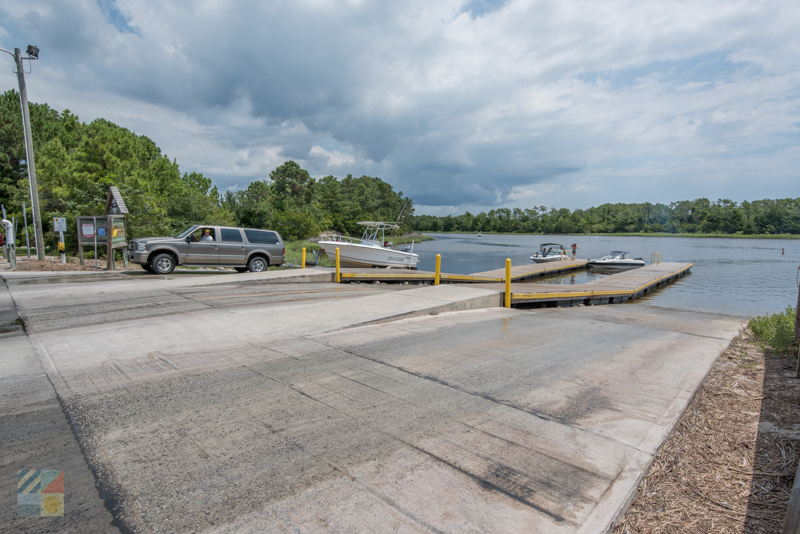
[409,198,800,235]
[2,91,795,250]
[0,90,411,251]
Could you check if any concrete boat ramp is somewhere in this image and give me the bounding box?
[1,266,744,533]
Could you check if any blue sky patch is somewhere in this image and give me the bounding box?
[579,52,758,91]
[96,0,140,36]
[462,0,507,18]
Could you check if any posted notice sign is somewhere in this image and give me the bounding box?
[53,218,67,232]
[81,224,95,238]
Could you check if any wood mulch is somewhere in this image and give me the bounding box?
[613,329,800,534]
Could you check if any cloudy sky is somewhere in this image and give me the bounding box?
[1,0,797,215]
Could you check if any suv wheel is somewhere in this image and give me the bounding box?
[152,253,176,275]
[247,256,268,272]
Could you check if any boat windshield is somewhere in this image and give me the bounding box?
[604,251,630,259]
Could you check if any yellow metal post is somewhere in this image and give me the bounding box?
[302,247,306,269]
[335,247,340,282]
[505,258,511,308]
[434,254,441,285]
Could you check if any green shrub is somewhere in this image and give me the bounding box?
[749,306,797,354]
[271,210,320,241]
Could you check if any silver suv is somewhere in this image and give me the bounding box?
[129,225,285,275]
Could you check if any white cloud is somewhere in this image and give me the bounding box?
[1,0,798,213]
[309,145,356,167]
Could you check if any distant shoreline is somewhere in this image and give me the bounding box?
[422,231,800,240]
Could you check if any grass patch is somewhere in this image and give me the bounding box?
[749,306,797,354]
[283,241,335,267]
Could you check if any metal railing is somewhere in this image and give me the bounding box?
[651,252,662,265]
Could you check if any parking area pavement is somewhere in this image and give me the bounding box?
[1,270,745,533]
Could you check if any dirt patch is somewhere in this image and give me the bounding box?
[613,329,800,534]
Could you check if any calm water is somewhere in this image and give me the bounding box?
[410,233,800,317]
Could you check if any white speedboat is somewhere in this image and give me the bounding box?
[318,222,419,269]
[587,251,645,270]
[530,242,568,263]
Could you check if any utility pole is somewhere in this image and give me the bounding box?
[13,47,45,260]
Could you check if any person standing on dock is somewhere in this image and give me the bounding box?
[571,243,578,260]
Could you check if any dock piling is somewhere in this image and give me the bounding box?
[505,258,511,308]
[435,254,441,285]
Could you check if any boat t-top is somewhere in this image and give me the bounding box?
[530,243,568,263]
[317,221,419,269]
[587,251,645,269]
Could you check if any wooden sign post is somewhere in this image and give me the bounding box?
[76,187,129,270]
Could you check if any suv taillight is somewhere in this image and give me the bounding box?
[282,248,285,255]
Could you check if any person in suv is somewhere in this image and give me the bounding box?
[129,225,285,275]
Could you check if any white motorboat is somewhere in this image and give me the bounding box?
[530,242,568,263]
[318,221,419,269]
[477,232,483,237]
[587,251,645,270]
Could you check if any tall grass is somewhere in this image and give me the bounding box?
[749,306,797,354]
[283,241,334,267]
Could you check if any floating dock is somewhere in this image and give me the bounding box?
[338,259,587,284]
[499,262,693,307]
[335,260,691,308]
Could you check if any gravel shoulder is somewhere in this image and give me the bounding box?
[613,328,800,534]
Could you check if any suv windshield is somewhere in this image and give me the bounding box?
[175,225,199,239]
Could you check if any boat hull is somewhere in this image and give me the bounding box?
[319,241,419,268]
[530,256,566,263]
[587,260,645,270]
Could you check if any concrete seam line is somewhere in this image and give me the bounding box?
[636,335,743,455]
[595,329,745,534]
[1,277,71,397]
[575,450,655,534]
[26,333,71,397]
[541,310,741,340]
